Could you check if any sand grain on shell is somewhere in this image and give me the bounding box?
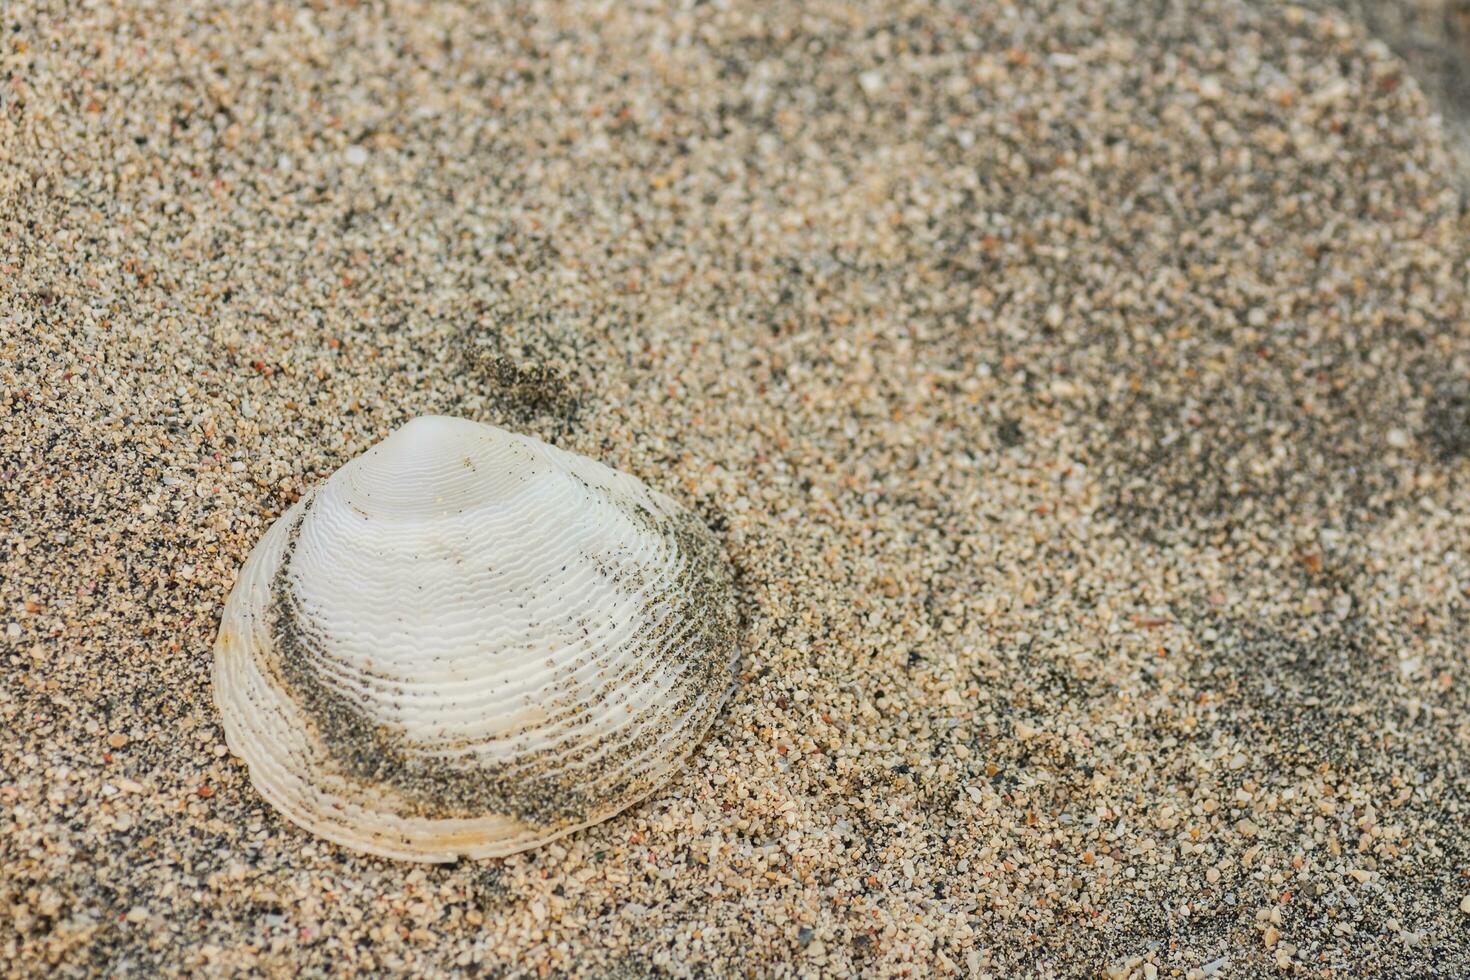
[4,0,1470,976]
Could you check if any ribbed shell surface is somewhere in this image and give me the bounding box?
[213,416,739,862]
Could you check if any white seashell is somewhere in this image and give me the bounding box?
[213,415,738,862]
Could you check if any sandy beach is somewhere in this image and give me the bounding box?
[4,0,1470,975]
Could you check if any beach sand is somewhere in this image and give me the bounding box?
[1318,0,1470,193]
[4,0,1470,975]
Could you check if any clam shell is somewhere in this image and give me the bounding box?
[213,416,738,862]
